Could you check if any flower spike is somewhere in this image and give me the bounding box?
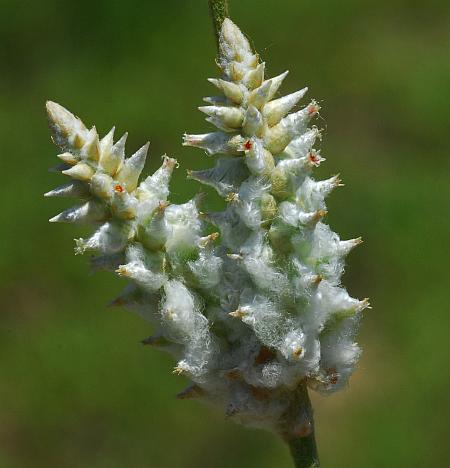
[46,17,366,446]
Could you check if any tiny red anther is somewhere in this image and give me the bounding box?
[308,152,321,167]
[307,103,319,115]
[114,184,124,193]
[243,140,253,151]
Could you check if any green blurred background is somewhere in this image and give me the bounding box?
[1,0,449,466]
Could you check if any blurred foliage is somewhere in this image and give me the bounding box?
[0,0,449,466]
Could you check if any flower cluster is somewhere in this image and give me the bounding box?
[46,19,367,436]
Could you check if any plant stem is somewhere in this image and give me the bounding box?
[288,433,320,468]
[283,385,320,467]
[208,0,229,48]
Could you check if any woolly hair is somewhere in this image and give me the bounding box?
[46,19,368,436]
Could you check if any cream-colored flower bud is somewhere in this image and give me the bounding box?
[183,132,243,156]
[263,88,308,126]
[208,78,244,104]
[115,142,149,192]
[266,71,289,101]
[80,127,100,161]
[199,105,244,130]
[44,181,89,199]
[101,132,127,175]
[243,62,265,89]
[99,127,115,160]
[49,199,108,224]
[46,100,88,149]
[62,162,95,181]
[57,152,79,165]
[248,80,272,110]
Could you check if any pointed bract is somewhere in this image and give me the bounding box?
[116,142,149,192]
[102,132,127,175]
[46,101,88,149]
[49,200,108,224]
[44,181,90,199]
[62,162,95,181]
[263,88,308,126]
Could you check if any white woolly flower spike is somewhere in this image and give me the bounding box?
[46,18,367,440]
[182,18,368,434]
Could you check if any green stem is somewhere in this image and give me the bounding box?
[283,385,320,468]
[288,432,320,468]
[208,0,229,48]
